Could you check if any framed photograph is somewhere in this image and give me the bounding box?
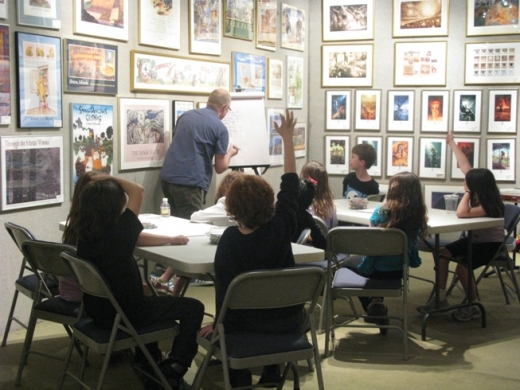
[118,98,170,171]
[189,0,222,55]
[487,138,515,182]
[424,184,464,210]
[0,1,6,19]
[256,0,277,51]
[17,0,60,29]
[357,136,382,177]
[387,136,413,176]
[387,90,414,132]
[465,41,520,85]
[286,55,304,109]
[173,101,194,128]
[281,3,305,51]
[293,122,307,159]
[392,0,449,38]
[421,90,449,132]
[232,52,266,93]
[488,89,518,133]
[394,41,447,86]
[0,24,11,125]
[354,89,381,131]
[467,0,520,36]
[130,51,230,94]
[322,0,375,41]
[224,0,254,40]
[1,135,64,211]
[74,0,128,42]
[267,59,283,100]
[15,32,62,129]
[64,39,117,95]
[452,90,482,133]
[451,137,480,179]
[322,44,374,87]
[267,108,284,166]
[326,90,351,130]
[325,135,349,175]
[419,137,446,179]
[138,0,180,50]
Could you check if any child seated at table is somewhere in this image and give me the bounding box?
[342,143,379,199]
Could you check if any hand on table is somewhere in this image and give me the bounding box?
[171,235,189,245]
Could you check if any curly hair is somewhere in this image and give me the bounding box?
[466,168,504,218]
[215,171,244,203]
[300,161,335,221]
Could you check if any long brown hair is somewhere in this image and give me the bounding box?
[300,161,335,220]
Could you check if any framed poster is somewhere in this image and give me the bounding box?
[465,41,520,85]
[232,52,266,93]
[452,90,482,133]
[387,136,413,176]
[256,0,277,51]
[267,58,283,99]
[322,44,374,87]
[267,107,284,166]
[357,136,382,177]
[326,90,351,130]
[293,122,307,159]
[281,3,305,51]
[325,135,349,175]
[130,51,230,94]
[74,0,128,42]
[17,0,60,29]
[392,0,449,38]
[64,39,117,95]
[487,138,515,182]
[419,137,446,179]
[138,0,180,50]
[451,137,480,179]
[189,0,222,55]
[224,0,254,40]
[0,1,6,19]
[424,184,464,210]
[394,41,447,86]
[0,24,10,125]
[354,89,381,131]
[387,90,414,132]
[421,90,449,132]
[322,0,375,41]
[15,32,62,129]
[488,89,518,133]
[1,135,64,211]
[173,101,194,128]
[467,0,520,36]
[286,55,304,109]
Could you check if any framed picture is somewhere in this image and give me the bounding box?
[424,184,464,210]
[224,0,254,40]
[293,122,307,159]
[267,108,284,166]
[326,90,351,130]
[354,89,381,131]
[118,98,170,171]
[387,136,413,176]
[256,0,277,51]
[451,137,480,179]
[465,41,520,85]
[322,44,374,87]
[394,41,447,86]
[267,58,283,99]
[74,0,128,41]
[15,32,62,129]
[322,0,375,41]
[286,55,304,109]
[138,0,180,50]
[387,90,414,132]
[0,24,11,125]
[0,135,64,211]
[357,136,382,177]
[325,135,349,175]
[281,3,305,51]
[64,39,118,95]
[488,89,518,133]
[419,137,446,179]
[0,1,6,19]
[189,0,222,55]
[467,0,520,36]
[232,52,266,93]
[452,90,482,133]
[487,138,515,182]
[130,51,230,94]
[421,90,449,132]
[392,0,449,38]
[173,101,194,128]
[17,0,60,29]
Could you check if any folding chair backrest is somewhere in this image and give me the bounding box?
[503,204,520,236]
[22,241,77,279]
[296,228,311,245]
[5,222,36,253]
[431,193,464,210]
[367,193,386,202]
[313,216,328,235]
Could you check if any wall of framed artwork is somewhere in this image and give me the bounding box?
[487,138,516,182]
[281,3,305,52]
[293,122,307,159]
[387,90,414,132]
[325,135,349,175]
[386,136,413,177]
[420,90,449,132]
[392,0,449,38]
[74,0,128,41]
[326,90,351,130]
[138,0,180,50]
[466,0,520,37]
[394,41,447,86]
[357,136,382,177]
[354,89,381,131]
[224,0,254,41]
[322,0,375,42]
[464,41,520,85]
[322,44,374,87]
[286,55,304,108]
[232,51,266,93]
[0,24,10,125]
[189,0,222,55]
[488,89,518,133]
[17,0,61,29]
[267,58,283,99]
[452,89,481,132]
[173,101,194,128]
[451,137,480,179]
[256,0,277,51]
[419,137,446,179]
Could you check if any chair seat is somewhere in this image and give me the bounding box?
[34,297,81,319]
[333,268,401,289]
[296,253,348,270]
[16,274,59,295]
[225,332,312,359]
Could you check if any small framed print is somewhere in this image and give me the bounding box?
[419,137,446,179]
[189,0,222,56]
[267,108,284,166]
[487,138,515,182]
[421,90,449,132]
[354,89,381,131]
[467,0,520,37]
[74,0,128,41]
[267,58,283,100]
[452,90,482,133]
[322,44,374,87]
[232,52,266,93]
[325,135,349,175]
[173,101,194,128]
[17,0,61,29]
[286,55,304,108]
[394,41,447,86]
[0,1,6,19]
[387,90,414,132]
[224,0,254,40]
[387,136,413,176]
[488,89,518,133]
[256,0,277,51]
[293,122,307,159]
[0,24,10,125]
[357,136,382,177]
[281,3,305,52]
[138,0,181,50]
[322,0,375,41]
[451,137,480,179]
[392,0,449,38]
[326,90,351,130]
[465,42,520,85]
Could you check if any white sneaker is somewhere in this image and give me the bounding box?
[452,304,482,322]
[417,297,449,314]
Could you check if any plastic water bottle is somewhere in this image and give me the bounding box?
[160,198,170,217]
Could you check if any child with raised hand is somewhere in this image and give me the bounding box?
[342,143,379,199]
[417,132,504,322]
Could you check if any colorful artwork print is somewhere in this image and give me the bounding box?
[281,4,305,51]
[0,25,10,120]
[331,94,347,120]
[393,94,410,121]
[193,0,220,44]
[293,123,306,158]
[458,94,477,121]
[471,46,515,78]
[494,94,512,121]
[224,0,254,40]
[80,0,125,29]
[423,140,442,168]
[233,52,265,93]
[360,93,377,120]
[257,0,277,50]
[328,50,368,79]
[457,141,476,168]
[491,142,511,170]
[472,0,519,28]
[402,49,441,78]
[392,140,409,167]
[287,56,303,108]
[329,3,368,32]
[399,0,443,30]
[427,95,444,122]
[328,139,346,165]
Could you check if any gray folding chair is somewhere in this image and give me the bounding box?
[191,268,326,390]
[366,192,386,202]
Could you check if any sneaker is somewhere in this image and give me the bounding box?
[417,297,449,314]
[364,302,387,324]
[452,305,482,322]
[150,276,173,294]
